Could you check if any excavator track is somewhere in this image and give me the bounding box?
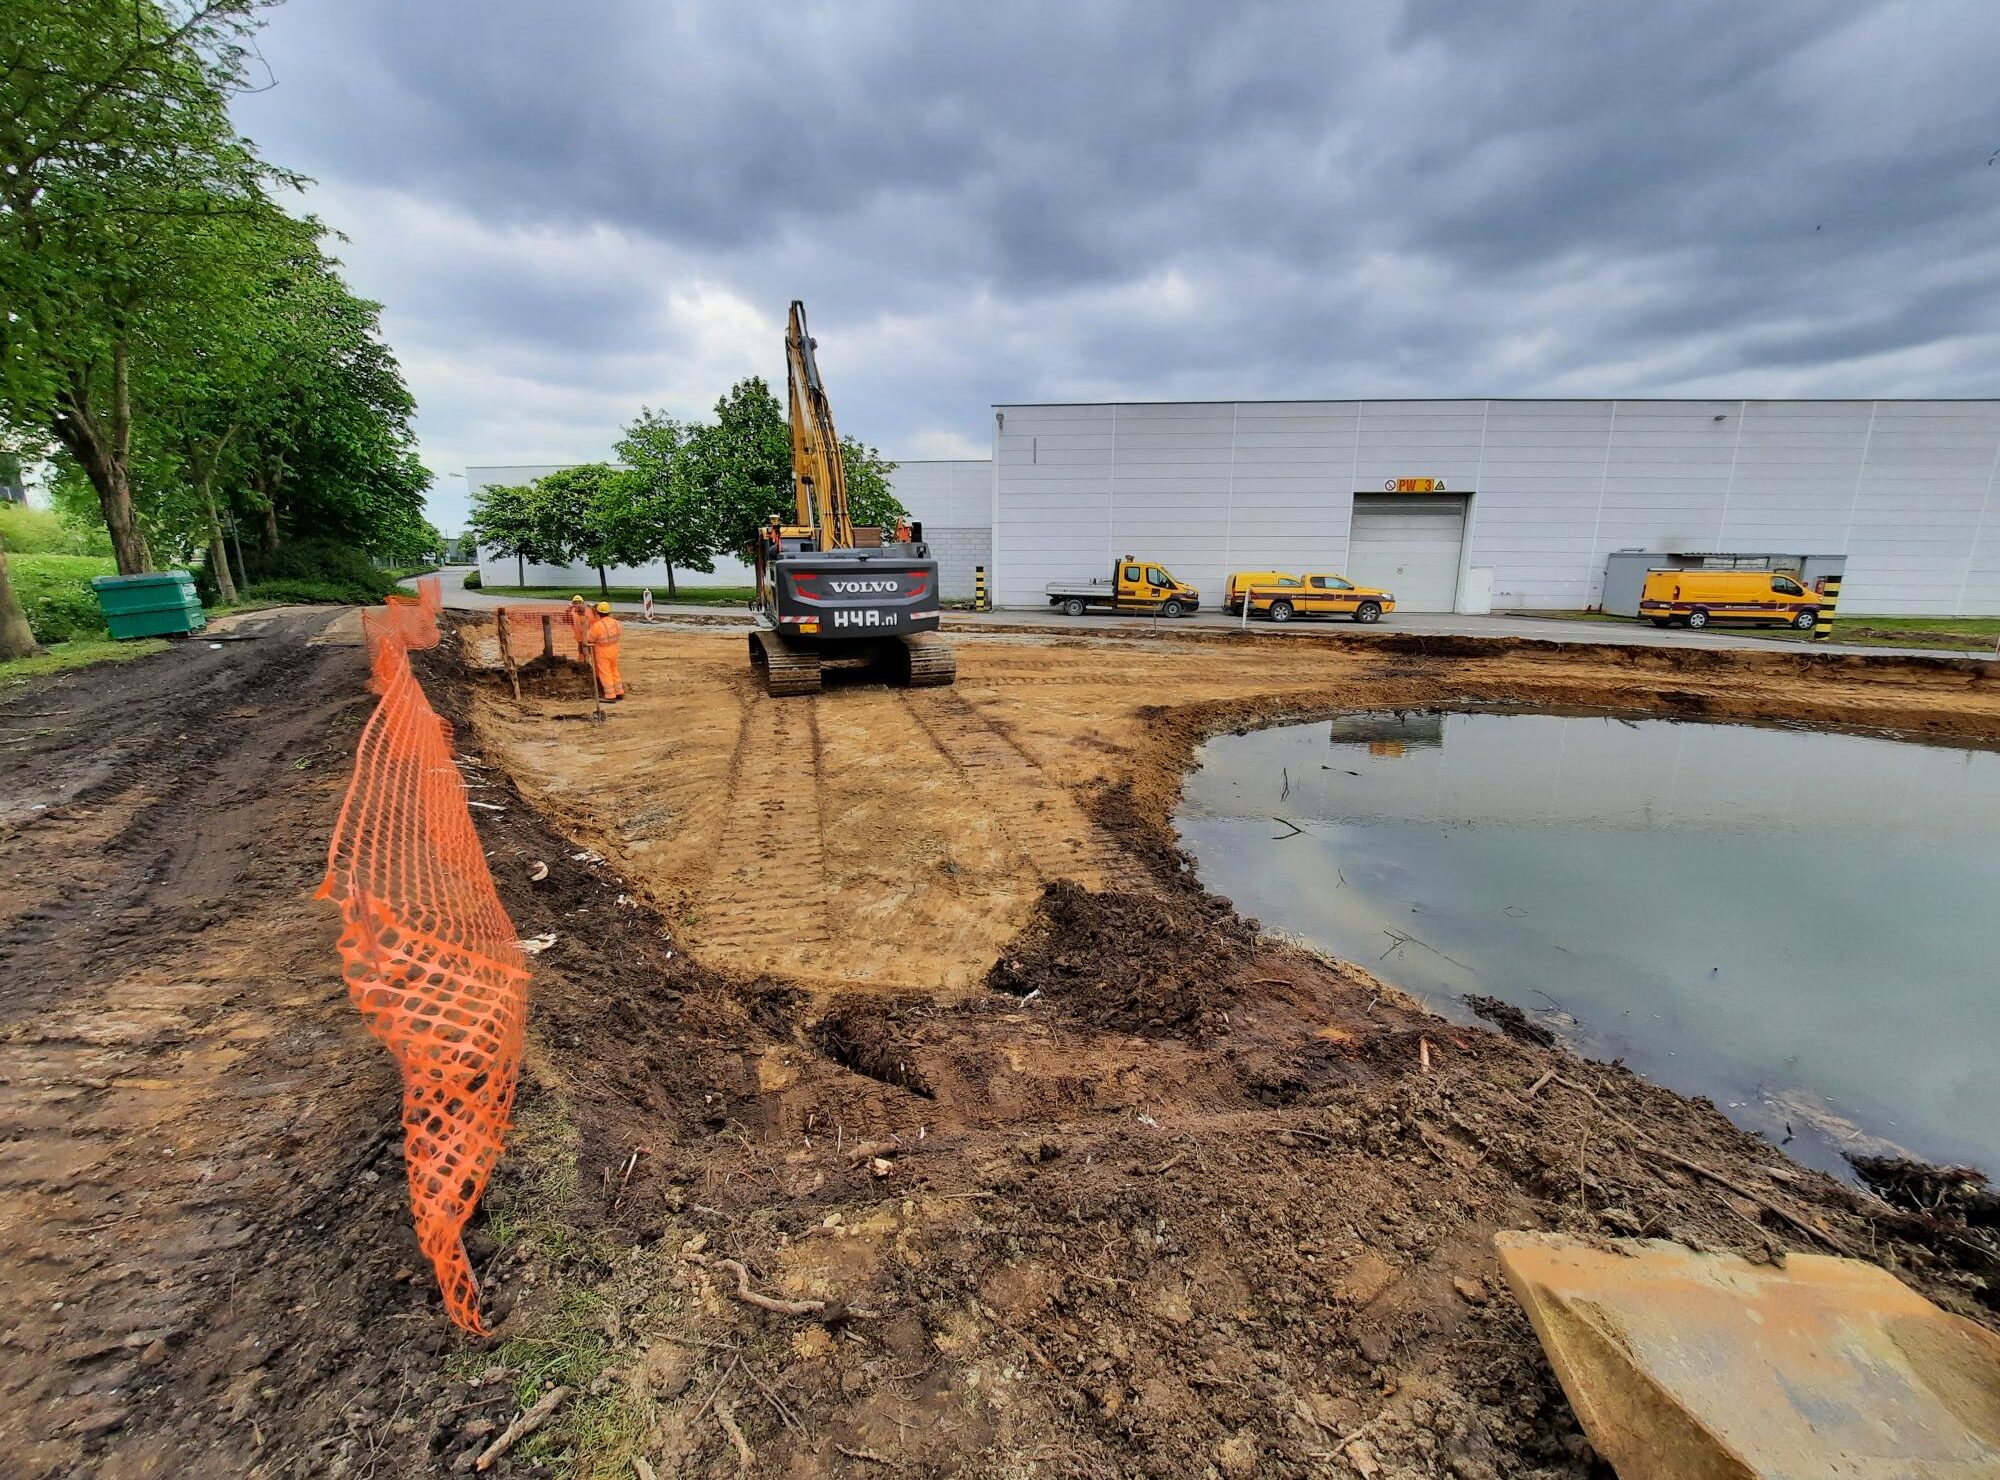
[749,629,822,696]
[899,634,958,688]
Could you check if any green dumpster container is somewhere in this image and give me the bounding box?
[90,571,207,639]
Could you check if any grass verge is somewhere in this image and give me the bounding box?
[0,637,170,684]
[1514,609,2000,651]
[451,1078,655,1476]
[481,585,755,607]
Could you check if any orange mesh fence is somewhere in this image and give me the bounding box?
[496,602,586,665]
[321,594,530,1334]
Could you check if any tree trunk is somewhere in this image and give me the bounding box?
[54,381,152,576]
[665,562,677,597]
[201,477,237,605]
[597,565,610,599]
[516,552,525,587]
[260,498,280,556]
[0,541,40,661]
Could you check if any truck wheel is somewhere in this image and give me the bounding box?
[1161,598,1185,618]
[1686,608,1710,629]
[1793,609,1818,630]
[1268,599,1293,623]
[1062,597,1086,617]
[1354,601,1382,623]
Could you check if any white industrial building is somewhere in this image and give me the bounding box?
[469,399,2000,616]
[468,458,991,599]
[988,398,2000,615]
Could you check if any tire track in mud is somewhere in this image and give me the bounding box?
[894,688,1151,892]
[695,692,833,954]
[0,610,429,1477]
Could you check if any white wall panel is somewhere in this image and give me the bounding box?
[885,459,992,528]
[990,401,2000,613]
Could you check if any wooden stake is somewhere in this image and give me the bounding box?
[494,612,522,703]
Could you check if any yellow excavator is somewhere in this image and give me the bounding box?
[747,301,957,696]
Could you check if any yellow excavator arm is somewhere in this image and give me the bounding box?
[784,300,854,552]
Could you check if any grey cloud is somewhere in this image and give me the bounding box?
[233,0,2000,528]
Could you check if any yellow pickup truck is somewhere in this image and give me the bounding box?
[1238,571,1395,624]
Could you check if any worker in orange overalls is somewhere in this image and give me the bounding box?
[586,601,625,701]
[566,594,591,654]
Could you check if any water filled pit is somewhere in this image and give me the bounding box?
[1176,709,2000,1178]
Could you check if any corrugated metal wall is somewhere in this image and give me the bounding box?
[992,400,2000,614]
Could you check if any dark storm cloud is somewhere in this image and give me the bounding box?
[233,0,2000,527]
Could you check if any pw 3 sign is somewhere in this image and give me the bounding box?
[1384,477,1449,492]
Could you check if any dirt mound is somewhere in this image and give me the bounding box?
[986,879,1258,1033]
[1464,993,1558,1047]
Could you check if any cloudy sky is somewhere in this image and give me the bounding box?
[234,0,2000,532]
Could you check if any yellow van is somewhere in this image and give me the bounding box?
[1638,569,1822,630]
[1226,570,1302,614]
[1247,572,1396,624]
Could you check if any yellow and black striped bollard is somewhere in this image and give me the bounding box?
[974,565,988,612]
[1813,574,1842,639]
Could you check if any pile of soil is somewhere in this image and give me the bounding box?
[986,879,1258,1033]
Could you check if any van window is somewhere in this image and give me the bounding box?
[1771,576,1804,596]
[1145,567,1167,586]
[1278,576,1302,587]
[1123,565,1141,583]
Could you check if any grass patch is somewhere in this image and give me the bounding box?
[481,584,755,607]
[10,552,117,642]
[449,1085,658,1476]
[0,504,112,556]
[0,637,171,684]
[1741,619,2000,651]
[1513,609,1999,651]
[238,578,375,606]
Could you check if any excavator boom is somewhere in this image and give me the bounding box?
[748,300,957,696]
[785,302,854,551]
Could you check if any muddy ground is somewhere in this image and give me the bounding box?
[1,614,1996,1478]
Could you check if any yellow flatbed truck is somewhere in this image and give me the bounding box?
[1045,557,1201,617]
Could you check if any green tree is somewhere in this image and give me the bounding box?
[676,377,905,562]
[0,1,287,574]
[528,464,652,599]
[839,435,903,530]
[613,407,714,596]
[677,378,793,561]
[468,482,553,588]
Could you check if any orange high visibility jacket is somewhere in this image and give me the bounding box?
[586,614,621,648]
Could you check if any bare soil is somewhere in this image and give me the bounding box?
[444,622,2000,1478]
[2,613,1994,1478]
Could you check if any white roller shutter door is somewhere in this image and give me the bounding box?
[1347,495,1467,612]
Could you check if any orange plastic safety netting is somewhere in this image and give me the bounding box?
[495,601,586,666]
[321,585,530,1334]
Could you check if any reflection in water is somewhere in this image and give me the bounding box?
[1177,711,2000,1177]
[1326,712,1445,752]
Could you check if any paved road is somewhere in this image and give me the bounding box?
[420,566,1990,663]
